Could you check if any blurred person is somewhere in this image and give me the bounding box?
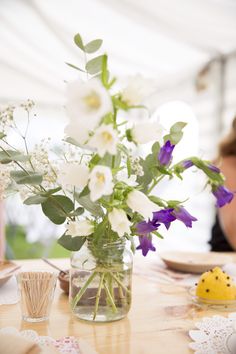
[210,116,236,251]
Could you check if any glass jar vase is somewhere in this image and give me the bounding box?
[70,239,133,322]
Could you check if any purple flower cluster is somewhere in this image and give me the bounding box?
[136,206,197,256]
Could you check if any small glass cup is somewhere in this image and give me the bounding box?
[17,271,57,322]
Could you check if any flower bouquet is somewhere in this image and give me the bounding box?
[0,33,233,322]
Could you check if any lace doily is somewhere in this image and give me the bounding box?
[189,313,236,353]
[0,277,19,305]
[0,327,97,354]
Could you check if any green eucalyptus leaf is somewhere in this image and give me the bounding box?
[74,33,84,50]
[65,62,85,72]
[79,186,90,198]
[64,137,81,147]
[93,218,108,242]
[41,195,74,224]
[0,150,29,164]
[164,122,187,145]
[151,142,160,155]
[0,132,6,139]
[69,207,84,217]
[85,55,104,75]
[41,186,62,197]
[10,171,43,185]
[170,122,187,133]
[24,195,47,205]
[58,234,86,251]
[75,193,104,217]
[84,39,102,53]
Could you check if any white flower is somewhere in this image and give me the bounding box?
[57,163,89,190]
[88,165,114,202]
[126,190,158,219]
[65,79,112,145]
[66,220,94,237]
[108,208,131,237]
[130,121,163,144]
[121,74,156,106]
[116,170,137,187]
[89,124,118,157]
[64,121,91,146]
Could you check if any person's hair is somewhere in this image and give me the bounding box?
[219,116,236,158]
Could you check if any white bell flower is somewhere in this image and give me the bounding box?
[89,124,118,157]
[64,121,91,146]
[116,170,138,187]
[88,165,114,202]
[130,121,163,144]
[108,208,131,237]
[126,190,159,219]
[57,163,89,190]
[65,78,112,144]
[66,220,94,237]
[121,74,156,106]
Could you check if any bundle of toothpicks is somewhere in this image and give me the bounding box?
[18,272,56,319]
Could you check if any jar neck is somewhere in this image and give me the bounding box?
[87,238,126,251]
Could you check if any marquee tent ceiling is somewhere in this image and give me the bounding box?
[0,0,236,107]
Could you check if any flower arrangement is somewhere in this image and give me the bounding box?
[0,33,233,321]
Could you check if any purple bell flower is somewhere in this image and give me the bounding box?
[136,235,156,256]
[158,140,175,166]
[182,160,194,169]
[207,164,220,174]
[212,185,234,208]
[152,208,176,229]
[172,207,197,228]
[136,220,159,235]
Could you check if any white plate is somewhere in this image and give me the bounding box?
[0,261,19,287]
[160,251,234,274]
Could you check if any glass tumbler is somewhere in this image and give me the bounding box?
[17,271,57,322]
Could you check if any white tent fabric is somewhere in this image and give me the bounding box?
[0,0,236,105]
[1,0,236,252]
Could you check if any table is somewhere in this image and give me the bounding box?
[1,255,236,354]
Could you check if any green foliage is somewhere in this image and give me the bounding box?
[74,33,84,50]
[0,150,29,164]
[164,122,187,144]
[65,62,85,72]
[58,233,86,251]
[42,195,74,224]
[86,55,104,75]
[149,195,166,207]
[24,195,47,205]
[84,39,103,53]
[75,193,104,217]
[0,132,6,139]
[10,170,43,185]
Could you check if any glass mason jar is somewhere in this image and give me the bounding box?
[70,239,133,322]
